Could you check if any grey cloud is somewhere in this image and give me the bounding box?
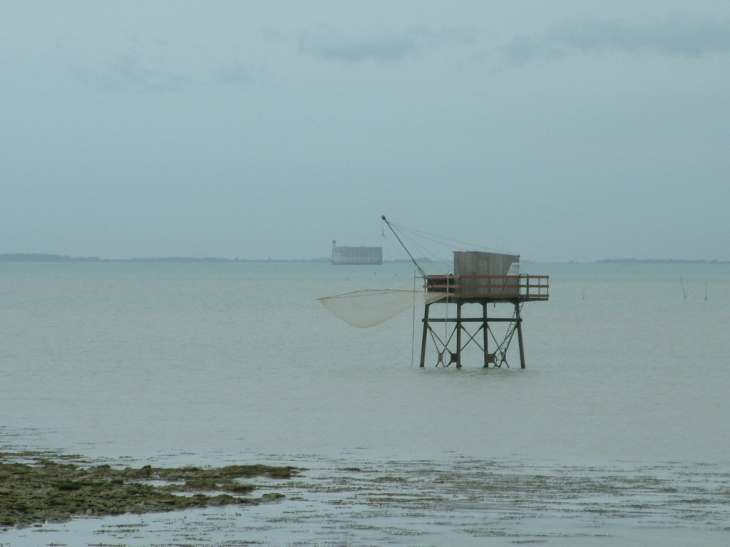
[214,63,250,86]
[74,55,186,92]
[260,25,285,43]
[503,12,730,66]
[297,25,473,63]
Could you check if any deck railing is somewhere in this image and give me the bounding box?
[425,274,549,301]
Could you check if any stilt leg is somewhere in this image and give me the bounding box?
[420,303,430,368]
[456,302,462,368]
[483,302,489,368]
[515,302,526,369]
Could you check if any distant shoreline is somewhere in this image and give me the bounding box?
[0,253,330,263]
[0,254,727,265]
[595,258,730,265]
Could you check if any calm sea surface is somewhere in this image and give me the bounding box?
[1,261,729,545]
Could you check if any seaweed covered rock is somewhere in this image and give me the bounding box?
[0,452,296,528]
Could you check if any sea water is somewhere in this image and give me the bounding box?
[1,261,729,545]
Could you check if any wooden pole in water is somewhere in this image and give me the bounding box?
[456,302,462,368]
[420,303,430,368]
[482,302,489,368]
[515,302,526,369]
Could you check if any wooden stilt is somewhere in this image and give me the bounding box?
[420,303,430,368]
[455,302,462,368]
[515,302,526,369]
[482,302,489,368]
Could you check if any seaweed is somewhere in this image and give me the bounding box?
[0,452,296,528]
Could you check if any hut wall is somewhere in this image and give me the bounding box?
[453,251,519,296]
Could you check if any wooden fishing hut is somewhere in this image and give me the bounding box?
[421,252,548,369]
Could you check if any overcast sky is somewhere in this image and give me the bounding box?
[1,1,729,261]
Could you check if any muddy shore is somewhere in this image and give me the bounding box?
[0,451,296,529]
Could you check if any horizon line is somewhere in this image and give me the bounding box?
[0,253,728,265]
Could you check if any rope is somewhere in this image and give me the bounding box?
[388,221,518,256]
[411,271,416,367]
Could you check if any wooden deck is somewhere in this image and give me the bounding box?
[425,274,549,302]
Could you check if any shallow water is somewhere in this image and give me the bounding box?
[1,261,729,545]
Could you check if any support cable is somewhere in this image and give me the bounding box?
[381,216,427,279]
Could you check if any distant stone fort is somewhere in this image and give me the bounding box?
[331,241,383,265]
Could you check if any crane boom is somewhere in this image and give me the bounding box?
[381,216,427,279]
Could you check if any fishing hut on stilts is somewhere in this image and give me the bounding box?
[420,252,548,368]
[318,216,549,369]
[379,216,549,369]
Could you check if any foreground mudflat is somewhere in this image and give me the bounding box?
[0,452,293,528]
[1,451,730,545]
